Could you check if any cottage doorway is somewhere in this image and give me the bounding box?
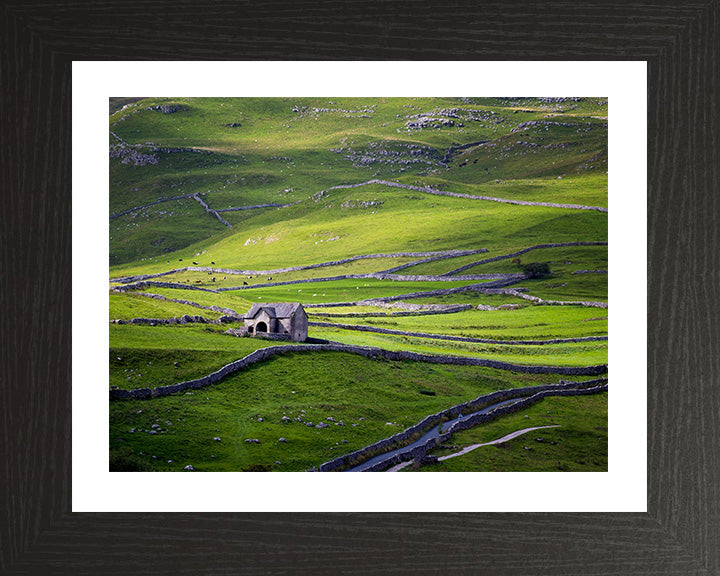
[256,321,268,333]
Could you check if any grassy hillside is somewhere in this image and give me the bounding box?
[108,96,608,472]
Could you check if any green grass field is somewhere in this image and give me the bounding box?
[109,96,608,472]
[109,351,594,472]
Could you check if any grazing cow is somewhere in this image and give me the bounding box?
[268,277,273,280]
[211,261,215,265]
[223,276,226,279]
[193,261,198,265]
[179,259,183,261]
[194,280,201,284]
[211,277,216,282]
[243,281,248,285]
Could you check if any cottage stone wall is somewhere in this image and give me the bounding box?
[292,307,309,342]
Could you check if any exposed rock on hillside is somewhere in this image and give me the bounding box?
[147,104,188,114]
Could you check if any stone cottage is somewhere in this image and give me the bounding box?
[243,302,308,342]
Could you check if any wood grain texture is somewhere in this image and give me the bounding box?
[1,0,718,574]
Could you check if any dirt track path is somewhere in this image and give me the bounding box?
[387,425,561,471]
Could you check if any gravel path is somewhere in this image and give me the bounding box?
[387,425,561,471]
[328,179,608,212]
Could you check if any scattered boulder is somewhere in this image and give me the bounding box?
[184,465,194,471]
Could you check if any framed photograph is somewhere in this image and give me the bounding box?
[2,1,718,573]
[75,62,637,514]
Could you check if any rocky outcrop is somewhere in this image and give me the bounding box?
[147,104,188,114]
[215,203,294,212]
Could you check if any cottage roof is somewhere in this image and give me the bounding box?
[245,302,303,320]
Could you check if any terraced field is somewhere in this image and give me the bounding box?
[108,97,608,473]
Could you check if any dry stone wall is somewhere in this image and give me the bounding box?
[109,291,240,315]
[109,193,194,220]
[327,179,608,212]
[109,344,608,401]
[110,249,488,284]
[310,303,473,318]
[111,281,217,293]
[484,288,608,308]
[192,193,232,228]
[308,321,608,346]
[443,241,609,276]
[316,378,608,472]
[111,314,242,325]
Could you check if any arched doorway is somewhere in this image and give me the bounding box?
[255,321,268,333]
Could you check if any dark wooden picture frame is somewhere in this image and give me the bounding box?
[2,2,718,574]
